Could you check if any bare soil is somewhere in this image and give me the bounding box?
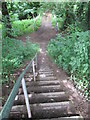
[2,13,89,119]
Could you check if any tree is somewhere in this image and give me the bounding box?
[2,2,12,37]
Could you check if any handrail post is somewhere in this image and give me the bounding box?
[32,60,35,81]
[54,15,58,32]
[36,53,37,69]
[33,18,37,32]
[33,20,35,31]
[21,78,31,118]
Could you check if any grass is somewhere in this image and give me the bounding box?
[12,16,41,37]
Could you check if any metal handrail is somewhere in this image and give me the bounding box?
[33,14,40,31]
[54,15,58,32]
[0,53,38,119]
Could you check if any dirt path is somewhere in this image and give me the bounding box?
[18,14,89,119]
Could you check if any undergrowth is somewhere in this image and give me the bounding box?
[0,24,2,29]
[48,31,89,99]
[51,14,64,31]
[2,37,39,84]
[2,16,41,37]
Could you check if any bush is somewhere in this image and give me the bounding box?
[12,17,41,37]
[2,37,39,83]
[51,14,65,31]
[2,16,41,38]
[48,31,89,99]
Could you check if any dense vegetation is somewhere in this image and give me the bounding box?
[2,37,39,84]
[7,2,40,20]
[2,2,41,84]
[2,2,41,37]
[48,31,89,98]
[47,2,89,99]
[2,16,41,37]
[41,2,89,32]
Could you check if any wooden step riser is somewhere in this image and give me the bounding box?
[9,102,78,118]
[25,77,57,82]
[18,85,63,94]
[37,77,57,81]
[39,72,53,74]
[38,72,54,75]
[14,92,69,105]
[20,80,60,88]
[38,76,57,79]
[39,72,54,74]
[40,116,83,120]
[36,79,58,81]
[38,74,54,77]
[20,80,60,87]
[39,69,53,71]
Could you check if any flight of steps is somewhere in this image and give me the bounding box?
[9,66,83,119]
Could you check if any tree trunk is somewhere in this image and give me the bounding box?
[2,2,12,37]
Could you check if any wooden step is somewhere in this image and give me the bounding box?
[39,70,53,72]
[39,73,54,76]
[39,71,53,74]
[39,68,53,71]
[18,85,63,94]
[38,74,54,77]
[14,92,69,105]
[39,116,83,120]
[10,102,78,118]
[40,67,51,69]
[20,80,60,87]
[38,77,57,81]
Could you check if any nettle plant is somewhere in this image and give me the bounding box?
[48,31,89,98]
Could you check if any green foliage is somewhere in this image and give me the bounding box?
[7,2,40,20]
[51,15,55,28]
[39,2,55,13]
[51,14,64,31]
[12,17,41,36]
[45,2,89,31]
[2,37,39,84]
[2,16,41,37]
[48,31,89,98]
[0,24,2,29]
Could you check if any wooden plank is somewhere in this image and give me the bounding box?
[18,85,63,94]
[20,80,60,87]
[14,92,69,105]
[38,77,57,80]
[28,80,60,86]
[40,116,84,120]
[10,102,78,118]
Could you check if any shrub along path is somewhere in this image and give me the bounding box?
[13,13,89,119]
